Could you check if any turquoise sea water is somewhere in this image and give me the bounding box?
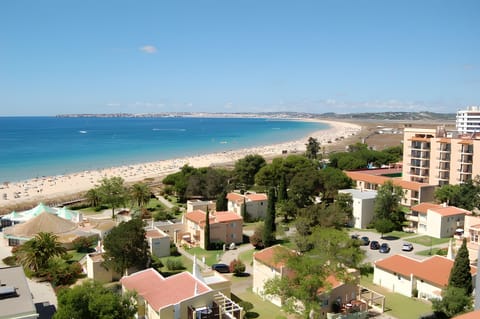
[0,117,327,183]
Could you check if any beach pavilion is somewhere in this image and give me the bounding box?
[1,202,82,227]
[2,212,95,247]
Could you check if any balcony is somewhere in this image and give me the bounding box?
[405,214,419,222]
[188,292,243,319]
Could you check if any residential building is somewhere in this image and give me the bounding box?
[406,203,469,238]
[338,189,377,229]
[146,228,171,258]
[182,210,243,249]
[0,266,39,319]
[453,310,480,319]
[345,168,435,207]
[457,214,480,261]
[402,127,480,186]
[86,252,122,284]
[187,199,216,213]
[457,106,480,134]
[253,245,364,318]
[227,192,268,220]
[374,254,477,300]
[120,268,242,319]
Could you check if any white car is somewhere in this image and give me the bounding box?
[402,243,414,251]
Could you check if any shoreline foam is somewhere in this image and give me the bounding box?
[0,119,361,208]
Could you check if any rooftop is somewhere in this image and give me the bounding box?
[121,268,211,311]
[0,266,38,318]
[185,210,242,226]
[375,254,477,288]
[339,188,377,200]
[254,245,294,271]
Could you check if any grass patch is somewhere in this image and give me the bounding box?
[66,250,87,262]
[243,221,263,232]
[415,247,448,257]
[406,236,450,247]
[158,255,193,277]
[234,289,297,319]
[186,247,224,266]
[360,274,433,319]
[238,249,255,266]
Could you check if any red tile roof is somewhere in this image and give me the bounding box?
[184,210,242,226]
[411,202,442,214]
[345,170,430,191]
[146,229,167,239]
[121,269,211,311]
[375,255,477,288]
[433,206,471,217]
[452,310,480,319]
[254,245,294,271]
[226,192,268,203]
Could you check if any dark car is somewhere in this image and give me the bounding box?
[212,263,230,273]
[379,243,391,253]
[402,243,414,251]
[370,240,380,250]
[360,236,370,246]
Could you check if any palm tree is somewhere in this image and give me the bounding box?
[130,183,151,208]
[86,188,101,208]
[17,232,67,273]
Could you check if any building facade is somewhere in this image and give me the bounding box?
[227,192,268,220]
[457,106,480,134]
[402,127,480,186]
[338,189,377,229]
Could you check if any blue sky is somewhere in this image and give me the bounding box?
[0,1,478,116]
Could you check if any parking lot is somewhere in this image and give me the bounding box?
[350,230,447,264]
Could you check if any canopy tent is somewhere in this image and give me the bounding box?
[56,207,81,222]
[22,202,57,219]
[3,212,78,238]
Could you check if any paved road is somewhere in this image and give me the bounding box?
[349,230,450,264]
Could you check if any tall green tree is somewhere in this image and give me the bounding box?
[204,207,211,250]
[435,178,480,211]
[264,228,364,316]
[103,218,150,275]
[448,238,473,294]
[277,173,287,202]
[287,170,320,208]
[318,167,353,202]
[16,232,67,273]
[85,188,101,208]
[54,280,136,319]
[373,181,405,231]
[130,182,151,208]
[98,176,129,219]
[241,198,248,222]
[263,187,276,247]
[216,190,228,211]
[233,154,266,189]
[305,137,320,159]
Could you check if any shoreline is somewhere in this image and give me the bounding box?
[0,119,361,209]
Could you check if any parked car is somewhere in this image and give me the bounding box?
[379,243,391,253]
[212,263,230,273]
[360,236,370,246]
[402,243,414,251]
[370,240,380,250]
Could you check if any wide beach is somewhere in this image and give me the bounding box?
[0,119,361,210]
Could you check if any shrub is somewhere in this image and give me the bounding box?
[72,236,97,253]
[166,259,184,271]
[238,301,253,313]
[249,225,264,249]
[2,256,18,266]
[170,243,180,256]
[229,259,246,275]
[151,256,164,269]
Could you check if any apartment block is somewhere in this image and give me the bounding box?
[402,127,480,186]
[457,106,480,134]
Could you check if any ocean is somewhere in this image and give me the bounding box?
[0,117,327,183]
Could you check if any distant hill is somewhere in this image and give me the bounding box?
[57,111,456,121]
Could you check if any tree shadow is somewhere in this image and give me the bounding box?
[381,235,399,241]
[234,272,250,277]
[245,312,259,318]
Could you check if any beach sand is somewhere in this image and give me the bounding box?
[0,120,361,210]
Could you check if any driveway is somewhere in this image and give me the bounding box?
[350,230,449,264]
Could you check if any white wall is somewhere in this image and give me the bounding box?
[373,266,413,297]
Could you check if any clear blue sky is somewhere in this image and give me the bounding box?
[0,1,478,116]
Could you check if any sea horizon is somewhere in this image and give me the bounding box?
[0,116,328,183]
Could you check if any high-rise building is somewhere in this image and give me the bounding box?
[402,127,480,186]
[457,106,480,134]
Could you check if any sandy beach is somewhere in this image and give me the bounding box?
[0,119,361,209]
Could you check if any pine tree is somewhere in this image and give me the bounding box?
[241,198,248,222]
[277,174,287,202]
[263,187,276,247]
[216,190,228,211]
[448,238,473,294]
[204,207,211,250]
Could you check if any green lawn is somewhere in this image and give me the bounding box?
[243,221,263,232]
[67,250,87,262]
[360,274,433,319]
[234,289,297,319]
[416,247,448,257]
[406,236,451,247]
[238,249,255,267]
[186,247,224,266]
[158,255,193,277]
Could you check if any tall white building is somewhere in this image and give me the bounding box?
[457,106,480,134]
